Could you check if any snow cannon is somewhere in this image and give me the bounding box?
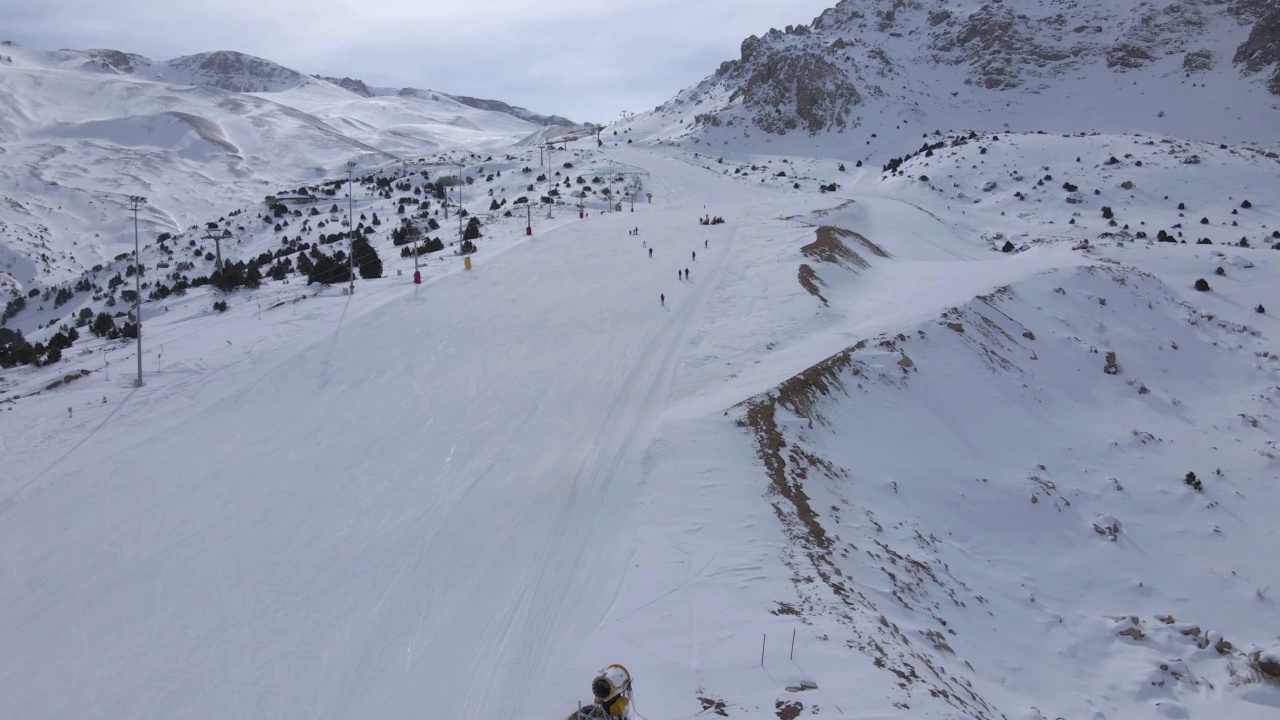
[569,664,632,719]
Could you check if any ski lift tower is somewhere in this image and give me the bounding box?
[346,160,356,291]
[544,144,555,219]
[128,195,146,388]
[412,219,423,283]
[457,160,466,250]
[201,228,226,278]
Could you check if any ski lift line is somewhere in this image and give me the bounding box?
[109,291,307,355]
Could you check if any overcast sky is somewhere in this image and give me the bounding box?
[2,0,838,123]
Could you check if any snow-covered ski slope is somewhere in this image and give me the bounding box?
[3,133,1280,720]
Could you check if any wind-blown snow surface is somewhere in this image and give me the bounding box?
[3,137,1280,720]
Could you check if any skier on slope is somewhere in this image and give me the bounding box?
[660,293,665,306]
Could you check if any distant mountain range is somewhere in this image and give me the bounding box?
[315,75,575,127]
[2,43,574,126]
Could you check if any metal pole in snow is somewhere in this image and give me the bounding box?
[761,634,766,666]
[790,629,796,660]
[346,161,356,291]
[129,195,146,388]
[457,161,465,250]
[546,147,554,219]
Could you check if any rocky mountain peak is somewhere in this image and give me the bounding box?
[162,50,310,93]
[656,0,1280,141]
[318,76,373,97]
[712,29,864,135]
[81,48,151,75]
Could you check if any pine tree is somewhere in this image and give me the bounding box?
[352,236,383,279]
[307,252,352,285]
[463,217,481,241]
[213,262,247,292]
[0,334,37,368]
[91,312,116,338]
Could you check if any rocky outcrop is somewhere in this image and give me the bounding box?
[320,76,373,97]
[717,38,862,134]
[1119,1,1210,55]
[161,51,310,93]
[1107,43,1154,70]
[931,5,1070,89]
[655,0,1280,138]
[82,49,150,75]
[1227,0,1273,24]
[440,94,574,126]
[1234,8,1280,94]
[744,51,861,133]
[874,0,925,33]
[1183,49,1215,73]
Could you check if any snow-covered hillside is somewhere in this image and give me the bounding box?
[0,41,578,292]
[3,3,1280,719]
[3,126,1280,717]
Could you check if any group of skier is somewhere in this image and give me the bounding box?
[645,216,717,307]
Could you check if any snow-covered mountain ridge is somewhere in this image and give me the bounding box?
[16,44,576,122]
[619,0,1280,152]
[315,75,574,126]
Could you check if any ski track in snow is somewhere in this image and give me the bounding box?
[2,128,1280,720]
